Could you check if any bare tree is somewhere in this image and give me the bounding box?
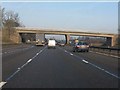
[3,10,20,27]
[1,7,24,43]
[1,8,22,39]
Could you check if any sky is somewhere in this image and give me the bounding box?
[1,0,119,35]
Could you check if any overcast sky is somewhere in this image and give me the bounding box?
[2,0,118,34]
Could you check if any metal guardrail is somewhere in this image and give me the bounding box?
[90,46,120,53]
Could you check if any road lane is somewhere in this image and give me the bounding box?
[62,46,119,76]
[2,46,118,88]
[2,45,45,81]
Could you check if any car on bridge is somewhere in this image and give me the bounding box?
[72,41,89,52]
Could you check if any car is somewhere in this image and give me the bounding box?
[59,43,65,47]
[48,39,56,49]
[72,41,89,52]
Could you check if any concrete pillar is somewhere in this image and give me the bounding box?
[106,37,112,46]
[111,36,117,47]
[65,34,70,45]
[36,33,45,43]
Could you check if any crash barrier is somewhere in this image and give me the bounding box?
[90,46,120,54]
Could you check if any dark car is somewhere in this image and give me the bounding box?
[73,41,89,52]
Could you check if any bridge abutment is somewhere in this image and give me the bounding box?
[106,36,117,47]
[65,34,70,45]
[10,32,22,44]
[111,36,117,47]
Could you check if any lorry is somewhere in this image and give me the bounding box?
[36,34,45,46]
[36,40,45,46]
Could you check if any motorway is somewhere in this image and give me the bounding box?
[1,44,119,88]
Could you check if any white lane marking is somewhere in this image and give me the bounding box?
[89,62,120,79]
[17,68,21,70]
[90,51,120,58]
[6,69,20,81]
[39,50,43,53]
[27,59,32,63]
[70,53,73,56]
[65,50,67,53]
[36,53,39,55]
[20,63,27,69]
[82,60,89,64]
[58,47,120,79]
[0,82,7,88]
[5,46,47,82]
[104,70,119,79]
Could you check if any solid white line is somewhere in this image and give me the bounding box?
[0,82,7,88]
[89,62,120,79]
[6,69,20,81]
[20,63,27,68]
[90,51,120,58]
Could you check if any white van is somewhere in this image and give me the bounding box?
[48,39,56,49]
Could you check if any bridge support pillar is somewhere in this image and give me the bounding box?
[10,32,22,44]
[106,37,111,46]
[111,36,117,47]
[65,34,70,45]
[106,36,117,47]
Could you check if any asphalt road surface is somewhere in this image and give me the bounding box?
[1,45,119,88]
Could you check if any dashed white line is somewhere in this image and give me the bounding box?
[82,60,89,64]
[0,82,7,88]
[65,50,67,53]
[5,46,47,83]
[58,47,120,79]
[70,53,73,56]
[17,68,21,70]
[36,53,39,55]
[27,59,32,63]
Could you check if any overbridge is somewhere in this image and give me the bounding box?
[10,27,118,46]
